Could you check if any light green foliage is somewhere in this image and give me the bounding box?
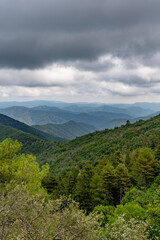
[147,200,160,239]
[109,203,146,223]
[0,138,49,193]
[93,205,115,227]
[0,186,99,240]
[0,139,100,240]
[121,187,145,205]
[104,216,148,240]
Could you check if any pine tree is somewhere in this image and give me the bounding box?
[111,150,123,167]
[124,149,132,169]
[90,173,105,207]
[132,148,156,185]
[116,163,130,202]
[102,163,117,205]
[74,164,94,213]
[63,168,79,196]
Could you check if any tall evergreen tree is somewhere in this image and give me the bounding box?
[63,168,79,196]
[124,149,132,169]
[111,150,123,167]
[102,163,117,205]
[74,164,94,213]
[116,163,130,202]
[90,173,105,207]
[132,148,156,185]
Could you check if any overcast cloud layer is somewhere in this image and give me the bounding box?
[0,0,160,103]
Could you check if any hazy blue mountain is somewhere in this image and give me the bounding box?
[132,102,160,111]
[33,120,97,140]
[0,100,72,108]
[0,100,159,112]
[0,113,64,142]
[0,103,156,131]
[0,106,65,125]
[112,102,160,112]
[63,104,125,113]
[63,104,154,117]
[0,106,132,129]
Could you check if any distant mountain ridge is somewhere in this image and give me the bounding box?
[0,100,158,111]
[0,113,64,142]
[33,120,97,140]
[63,104,153,117]
[0,106,132,130]
[0,102,158,134]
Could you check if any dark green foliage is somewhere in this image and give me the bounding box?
[124,149,132,169]
[116,164,130,202]
[74,165,94,213]
[42,174,59,196]
[131,148,156,185]
[102,163,117,205]
[90,173,105,207]
[111,150,123,167]
[63,168,79,196]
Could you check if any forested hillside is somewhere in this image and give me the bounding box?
[0,123,59,157]
[0,113,64,141]
[38,115,160,174]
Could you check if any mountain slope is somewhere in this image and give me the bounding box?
[33,120,97,140]
[1,112,160,175]
[0,113,64,142]
[38,114,160,174]
[0,123,58,158]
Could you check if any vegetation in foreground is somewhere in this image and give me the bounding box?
[1,139,160,239]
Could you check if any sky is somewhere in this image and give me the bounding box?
[0,0,160,103]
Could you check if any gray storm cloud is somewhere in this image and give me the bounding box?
[0,0,160,69]
[0,0,160,102]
